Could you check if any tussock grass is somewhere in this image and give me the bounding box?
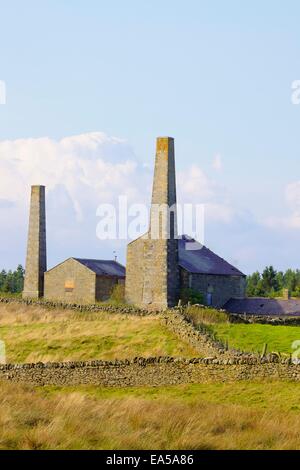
[0,303,196,363]
[185,305,229,326]
[1,380,300,449]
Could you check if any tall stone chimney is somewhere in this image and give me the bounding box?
[145,137,179,308]
[23,185,47,299]
[125,137,180,309]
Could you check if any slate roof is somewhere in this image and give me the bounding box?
[224,298,300,316]
[178,235,245,277]
[73,258,126,278]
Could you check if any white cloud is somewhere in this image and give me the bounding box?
[265,181,300,230]
[177,165,235,223]
[212,153,222,171]
[177,165,216,201]
[285,181,300,211]
[0,132,153,267]
[0,131,150,219]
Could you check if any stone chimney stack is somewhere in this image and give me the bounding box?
[23,185,47,299]
[283,288,291,300]
[150,137,178,239]
[144,137,179,308]
[125,137,180,309]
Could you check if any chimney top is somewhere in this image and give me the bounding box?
[156,137,174,153]
[31,185,45,190]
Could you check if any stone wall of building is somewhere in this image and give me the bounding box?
[1,356,300,387]
[125,236,146,306]
[44,258,96,304]
[180,269,246,308]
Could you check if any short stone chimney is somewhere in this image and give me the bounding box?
[23,186,47,298]
[283,288,291,300]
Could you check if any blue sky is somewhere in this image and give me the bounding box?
[1,0,300,274]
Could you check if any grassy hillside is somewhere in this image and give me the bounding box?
[185,305,300,355]
[0,303,197,363]
[2,380,300,449]
[211,323,300,355]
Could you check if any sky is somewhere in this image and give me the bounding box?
[1,0,300,274]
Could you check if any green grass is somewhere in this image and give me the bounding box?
[0,303,197,363]
[211,323,300,355]
[182,304,300,356]
[41,380,300,413]
[0,292,22,299]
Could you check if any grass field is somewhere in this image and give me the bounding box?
[183,305,300,355]
[211,323,300,355]
[1,380,300,449]
[0,303,196,363]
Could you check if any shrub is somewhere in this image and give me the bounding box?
[180,288,204,306]
[109,284,125,304]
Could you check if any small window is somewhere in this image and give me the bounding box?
[65,280,74,292]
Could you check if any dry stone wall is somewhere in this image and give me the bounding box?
[160,310,229,357]
[0,296,159,316]
[228,313,300,326]
[1,356,300,387]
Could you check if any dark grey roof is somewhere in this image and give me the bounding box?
[74,258,126,277]
[178,235,245,276]
[224,298,300,316]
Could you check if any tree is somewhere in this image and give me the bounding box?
[284,269,297,293]
[246,267,300,298]
[261,266,279,294]
[0,265,25,294]
[246,271,261,296]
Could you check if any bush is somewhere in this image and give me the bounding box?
[180,288,204,306]
[109,284,125,304]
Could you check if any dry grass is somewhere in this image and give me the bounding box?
[185,305,229,326]
[0,303,197,363]
[1,380,300,449]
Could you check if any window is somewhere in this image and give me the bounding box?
[65,280,74,292]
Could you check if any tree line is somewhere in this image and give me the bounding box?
[0,265,25,294]
[247,266,300,298]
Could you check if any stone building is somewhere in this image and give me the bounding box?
[44,258,125,303]
[23,137,245,308]
[23,185,125,304]
[125,137,246,309]
[179,235,245,308]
